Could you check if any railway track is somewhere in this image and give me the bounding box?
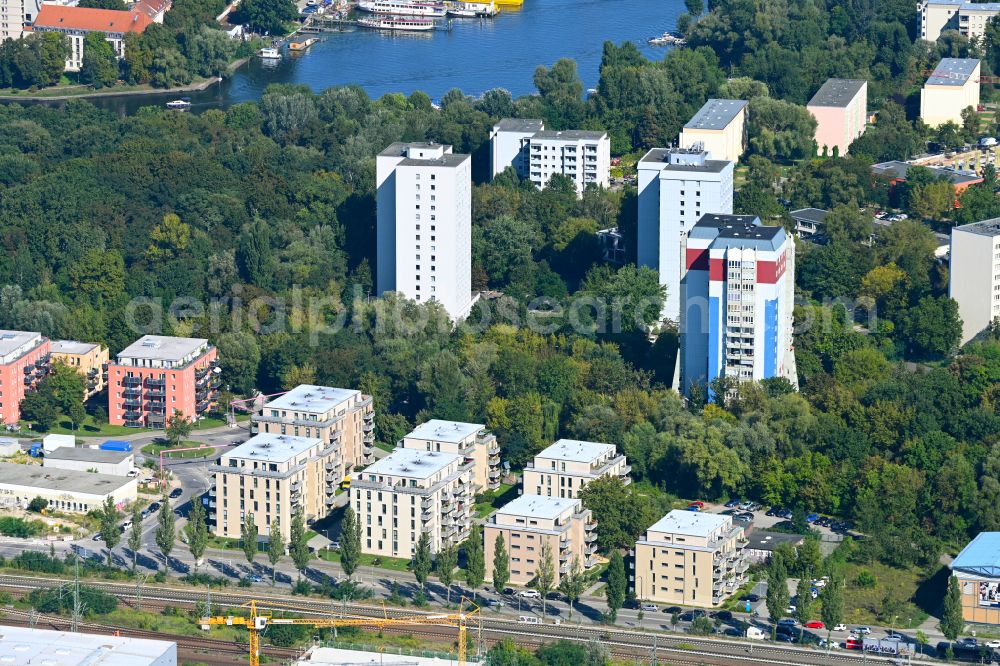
[0,573,909,666]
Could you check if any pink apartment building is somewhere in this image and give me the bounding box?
[807,78,868,157]
[0,331,51,425]
[108,335,218,427]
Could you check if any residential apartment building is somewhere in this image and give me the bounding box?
[632,509,748,608]
[210,433,337,540]
[678,99,748,163]
[31,4,152,72]
[353,448,474,558]
[522,439,630,499]
[252,384,375,480]
[51,340,109,399]
[0,462,136,513]
[0,0,43,39]
[950,218,1000,345]
[920,0,1000,41]
[398,420,500,491]
[376,142,474,321]
[483,494,597,587]
[921,58,980,128]
[489,119,611,193]
[807,78,867,156]
[107,335,218,427]
[637,147,735,323]
[681,214,797,397]
[0,330,50,426]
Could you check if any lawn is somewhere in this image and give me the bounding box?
[28,414,145,437]
[473,483,516,518]
[840,560,931,629]
[141,440,214,459]
[207,535,245,551]
[315,549,412,573]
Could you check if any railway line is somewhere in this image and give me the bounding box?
[0,573,912,666]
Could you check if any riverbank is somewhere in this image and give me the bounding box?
[0,76,222,102]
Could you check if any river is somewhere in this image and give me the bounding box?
[58,0,682,113]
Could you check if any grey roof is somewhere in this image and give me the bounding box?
[790,208,830,224]
[116,335,208,362]
[265,384,359,414]
[646,509,729,538]
[406,420,483,444]
[684,99,748,130]
[379,141,444,156]
[962,2,1000,11]
[365,448,460,479]
[495,493,580,520]
[398,154,470,168]
[952,532,1000,578]
[532,129,607,141]
[494,118,544,133]
[808,79,866,108]
[0,330,43,358]
[872,160,983,185]
[44,447,131,464]
[638,147,732,174]
[690,214,787,252]
[225,433,323,464]
[50,340,100,355]
[0,627,174,666]
[926,58,980,86]
[955,218,1000,237]
[535,439,615,463]
[745,529,805,551]
[0,463,134,496]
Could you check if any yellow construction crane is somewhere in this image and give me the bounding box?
[202,599,480,666]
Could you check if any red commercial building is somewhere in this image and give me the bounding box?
[108,335,218,428]
[0,331,51,425]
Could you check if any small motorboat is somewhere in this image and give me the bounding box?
[259,47,281,59]
[165,99,191,109]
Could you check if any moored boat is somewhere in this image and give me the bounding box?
[289,37,319,50]
[357,14,436,29]
[357,0,445,16]
[444,0,497,16]
[259,46,281,59]
[165,99,191,109]
[648,31,685,46]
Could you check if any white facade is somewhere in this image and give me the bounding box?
[399,419,500,491]
[489,119,610,194]
[522,439,630,499]
[920,0,1000,41]
[44,447,134,476]
[0,0,41,38]
[376,142,473,321]
[0,462,136,513]
[950,218,1000,345]
[0,627,176,666]
[921,58,981,128]
[637,147,734,323]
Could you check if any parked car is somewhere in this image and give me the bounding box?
[148,502,161,513]
[776,632,796,643]
[777,618,798,627]
[765,507,778,517]
[246,574,262,583]
[812,578,827,588]
[329,541,341,550]
[486,599,504,608]
[806,513,819,523]
[641,603,658,612]
[169,488,183,499]
[688,501,705,509]
[518,590,540,599]
[805,621,825,629]
[833,624,848,632]
[984,640,1000,649]
[711,611,733,621]
[739,501,754,510]
[686,505,700,512]
[885,631,904,640]
[724,499,741,508]
[741,594,760,603]
[854,626,872,635]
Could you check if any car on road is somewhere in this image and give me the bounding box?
[777,618,798,627]
[169,488,183,499]
[679,610,705,622]
[885,631,904,640]
[148,502,161,513]
[518,590,540,599]
[818,639,840,649]
[985,640,1000,649]
[833,624,848,631]
[805,621,825,629]
[662,606,682,614]
[854,626,872,635]
[641,603,658,612]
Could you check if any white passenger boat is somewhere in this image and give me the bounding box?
[357,0,445,16]
[259,47,281,59]
[357,14,436,29]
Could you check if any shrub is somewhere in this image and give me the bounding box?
[856,570,877,588]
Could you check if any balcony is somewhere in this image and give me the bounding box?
[145,378,166,388]
[421,509,433,521]
[559,551,570,563]
[195,366,211,379]
[123,376,142,386]
[560,563,570,574]
[421,497,433,510]
[363,421,374,433]
[363,432,375,444]
[488,467,501,480]
[123,399,142,408]
[146,388,166,399]
[22,364,34,375]
[148,403,167,415]
[290,480,302,493]
[585,531,597,543]
[585,520,597,532]
[487,440,500,455]
[123,410,142,420]
[196,400,211,413]
[124,419,144,428]
[123,387,142,398]
[325,496,335,506]
[147,414,165,426]
[326,473,338,483]
[585,543,598,555]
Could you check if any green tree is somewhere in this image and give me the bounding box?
[536,540,555,617]
[217,331,260,395]
[20,391,58,431]
[412,531,432,591]
[79,0,127,9]
[492,533,509,596]
[684,0,703,15]
[185,499,209,571]
[340,507,361,582]
[558,555,585,620]
[747,96,818,161]
[436,542,458,606]
[794,575,814,642]
[80,32,118,88]
[146,213,191,262]
[232,0,298,35]
[268,517,283,585]
[288,510,310,579]
[900,296,962,358]
[155,492,175,572]
[820,578,844,650]
[941,575,965,640]
[579,476,664,551]
[605,550,626,623]
[165,410,192,446]
[128,504,142,574]
[766,560,790,636]
[465,523,485,600]
[242,513,258,567]
[236,218,275,287]
[98,496,120,567]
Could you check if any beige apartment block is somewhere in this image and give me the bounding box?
[679,99,748,163]
[484,494,597,587]
[950,218,1000,344]
[50,340,109,399]
[921,58,980,127]
[522,439,630,499]
[353,448,473,559]
[252,384,375,484]
[632,510,748,608]
[210,433,338,541]
[398,420,501,491]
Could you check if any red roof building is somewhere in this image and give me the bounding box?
[32,5,151,72]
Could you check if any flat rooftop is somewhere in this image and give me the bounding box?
[808,78,866,108]
[535,439,615,463]
[364,448,460,480]
[0,626,175,666]
[746,529,805,551]
[494,118,544,133]
[955,217,1000,237]
[684,99,748,130]
[872,160,983,185]
[646,509,730,538]
[953,532,1000,578]
[926,58,980,86]
[265,384,359,414]
[0,463,134,496]
[533,129,607,141]
[51,340,100,355]
[225,433,322,464]
[790,208,830,224]
[0,330,43,358]
[299,646,481,666]
[639,147,732,173]
[496,493,580,520]
[116,335,208,361]
[406,420,483,443]
[398,153,469,168]
[45,447,131,464]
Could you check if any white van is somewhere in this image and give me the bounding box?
[517,616,540,624]
[981,137,997,148]
[746,626,767,640]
